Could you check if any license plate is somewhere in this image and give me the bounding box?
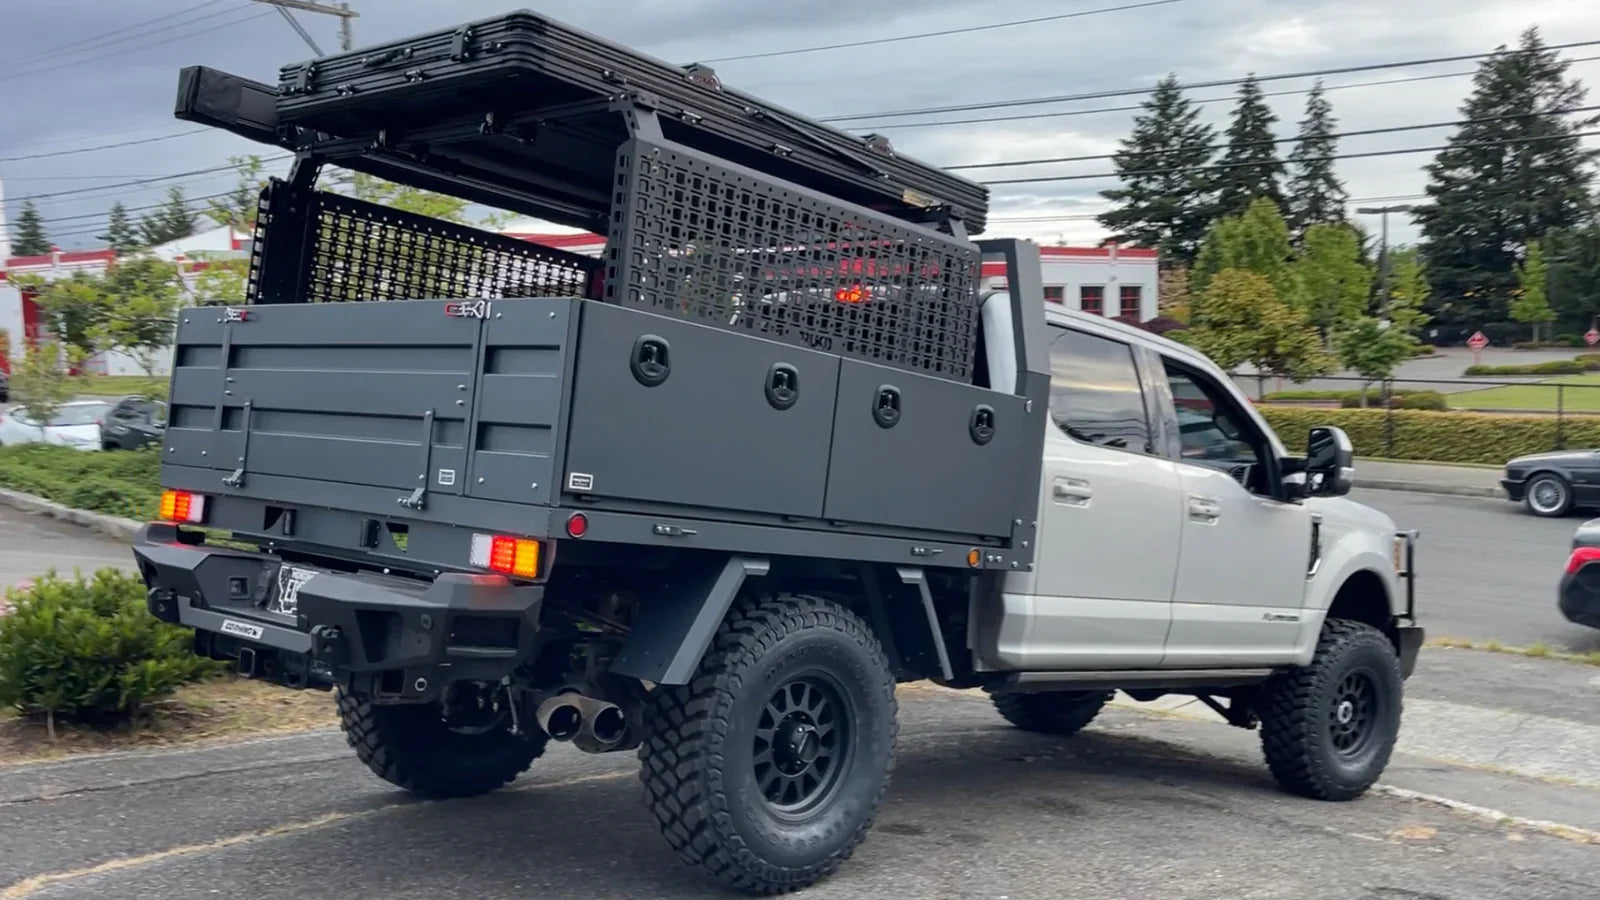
[267,565,316,616]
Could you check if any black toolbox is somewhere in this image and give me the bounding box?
[271,9,989,233]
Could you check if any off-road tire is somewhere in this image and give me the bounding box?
[991,690,1112,735]
[336,689,547,799]
[639,594,898,895]
[1259,619,1403,801]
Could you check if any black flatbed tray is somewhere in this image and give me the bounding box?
[265,9,988,233]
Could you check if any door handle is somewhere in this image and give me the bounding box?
[1052,478,1092,506]
[1187,496,1221,523]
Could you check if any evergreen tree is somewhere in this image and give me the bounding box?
[1097,75,1218,267]
[1286,81,1348,236]
[1415,28,1599,329]
[138,187,198,247]
[99,202,141,254]
[1215,76,1286,219]
[12,200,50,257]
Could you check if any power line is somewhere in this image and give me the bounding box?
[820,38,1600,124]
[0,129,216,163]
[947,104,1600,170]
[5,0,234,68]
[0,8,276,84]
[698,0,1187,64]
[845,57,1600,132]
[6,156,290,204]
[980,129,1600,186]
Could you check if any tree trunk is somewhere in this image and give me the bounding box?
[1256,373,1267,399]
[1358,380,1369,408]
[46,708,57,742]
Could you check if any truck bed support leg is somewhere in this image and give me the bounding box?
[609,555,769,685]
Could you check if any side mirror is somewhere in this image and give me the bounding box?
[1305,425,1355,497]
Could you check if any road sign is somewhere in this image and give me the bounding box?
[1467,331,1489,351]
[1586,328,1599,347]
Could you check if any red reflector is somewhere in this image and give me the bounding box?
[1566,546,1600,575]
[566,513,589,538]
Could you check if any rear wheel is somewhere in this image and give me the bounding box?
[1525,473,1574,517]
[337,685,547,799]
[991,690,1112,735]
[1258,619,1402,801]
[640,594,897,895]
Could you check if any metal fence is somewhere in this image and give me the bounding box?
[1237,373,1600,455]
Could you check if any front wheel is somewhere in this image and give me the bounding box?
[640,594,897,895]
[1258,619,1403,801]
[1525,473,1574,517]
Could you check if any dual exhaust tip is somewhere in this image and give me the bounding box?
[535,693,628,752]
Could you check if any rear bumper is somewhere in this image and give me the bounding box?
[133,523,544,702]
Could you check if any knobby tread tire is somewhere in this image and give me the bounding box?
[991,690,1113,735]
[639,593,898,895]
[1258,618,1402,801]
[336,689,547,800]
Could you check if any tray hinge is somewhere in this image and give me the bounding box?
[223,400,254,488]
[398,409,436,510]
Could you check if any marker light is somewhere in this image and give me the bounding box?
[159,490,205,524]
[470,533,541,578]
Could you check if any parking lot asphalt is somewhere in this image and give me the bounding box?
[3,685,1597,900]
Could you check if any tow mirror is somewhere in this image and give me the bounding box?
[1305,426,1354,497]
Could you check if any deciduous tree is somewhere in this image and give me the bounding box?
[1185,268,1329,395]
[1293,223,1372,342]
[1511,238,1556,341]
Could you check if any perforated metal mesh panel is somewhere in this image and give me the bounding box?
[246,182,600,304]
[604,139,982,381]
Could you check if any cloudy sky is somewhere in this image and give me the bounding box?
[1,0,1597,252]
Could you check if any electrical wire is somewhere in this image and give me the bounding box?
[947,105,1600,170]
[0,130,212,164]
[980,129,1600,186]
[820,38,1600,123]
[837,55,1600,132]
[4,0,234,68]
[697,0,1188,64]
[7,156,291,204]
[0,8,277,85]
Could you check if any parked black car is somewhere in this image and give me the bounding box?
[1501,449,1600,517]
[1560,518,1600,628]
[101,395,166,450]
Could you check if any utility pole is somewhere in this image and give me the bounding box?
[1356,204,1415,317]
[252,0,358,54]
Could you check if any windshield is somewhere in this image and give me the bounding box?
[50,404,111,427]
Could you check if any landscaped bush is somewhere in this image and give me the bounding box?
[1464,359,1586,376]
[0,444,161,519]
[1577,353,1600,371]
[1261,389,1448,410]
[1411,344,1437,356]
[1258,406,1600,465]
[0,569,220,736]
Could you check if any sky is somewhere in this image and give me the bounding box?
[1,0,1597,252]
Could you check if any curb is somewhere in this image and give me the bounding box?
[1354,478,1505,500]
[0,487,142,542]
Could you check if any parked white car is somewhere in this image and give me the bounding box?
[0,401,113,451]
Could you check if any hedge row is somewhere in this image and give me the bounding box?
[0,445,162,520]
[1465,353,1600,376]
[1262,389,1447,410]
[1258,406,1587,465]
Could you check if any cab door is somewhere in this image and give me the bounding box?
[1151,356,1311,667]
[996,325,1183,669]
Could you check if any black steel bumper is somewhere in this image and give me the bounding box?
[132,523,544,703]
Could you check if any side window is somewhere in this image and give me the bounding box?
[1162,360,1271,491]
[1047,328,1154,454]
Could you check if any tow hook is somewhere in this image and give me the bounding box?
[309,624,348,665]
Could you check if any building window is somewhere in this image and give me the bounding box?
[1120,285,1142,318]
[1043,286,1065,304]
[1080,285,1104,316]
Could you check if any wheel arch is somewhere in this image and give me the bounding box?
[1326,569,1397,647]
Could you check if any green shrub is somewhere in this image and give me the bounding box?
[0,569,219,736]
[1464,360,1585,376]
[1258,406,1600,465]
[1577,353,1600,371]
[1411,344,1437,356]
[0,444,161,519]
[1337,390,1447,411]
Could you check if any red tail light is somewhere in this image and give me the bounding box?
[1566,546,1600,575]
[470,533,541,578]
[159,490,205,524]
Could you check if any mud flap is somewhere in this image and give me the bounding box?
[609,555,769,685]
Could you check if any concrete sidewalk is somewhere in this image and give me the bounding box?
[1355,458,1505,499]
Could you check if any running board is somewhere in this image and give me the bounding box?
[988,668,1276,694]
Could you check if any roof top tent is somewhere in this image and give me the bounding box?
[163,8,1050,574]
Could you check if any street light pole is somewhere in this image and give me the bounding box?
[251,0,359,55]
[1356,204,1415,317]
